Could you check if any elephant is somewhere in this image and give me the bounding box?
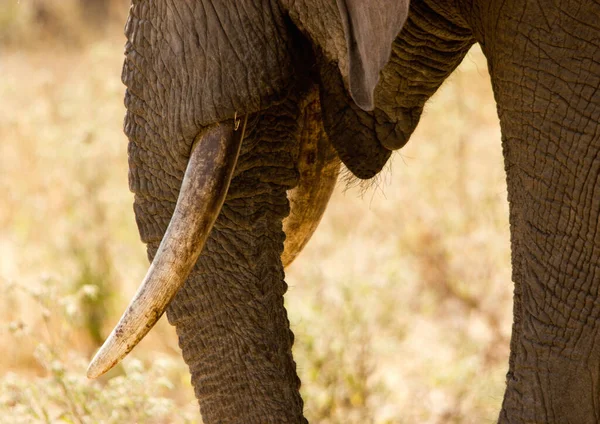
[86,0,600,422]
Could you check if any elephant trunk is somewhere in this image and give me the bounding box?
[165,103,306,421]
[107,93,314,421]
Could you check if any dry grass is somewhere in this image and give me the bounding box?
[0,8,512,424]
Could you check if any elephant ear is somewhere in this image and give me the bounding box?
[336,0,410,110]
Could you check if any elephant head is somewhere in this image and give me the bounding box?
[85,0,475,421]
[87,0,600,421]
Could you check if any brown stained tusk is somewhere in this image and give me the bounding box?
[282,90,340,268]
[87,117,247,379]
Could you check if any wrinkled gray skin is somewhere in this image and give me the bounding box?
[122,0,600,422]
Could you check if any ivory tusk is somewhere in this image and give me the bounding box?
[87,118,246,379]
[282,92,340,268]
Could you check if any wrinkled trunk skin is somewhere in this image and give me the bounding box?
[166,102,305,422]
[130,98,307,422]
[469,0,600,421]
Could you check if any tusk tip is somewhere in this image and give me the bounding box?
[87,353,113,379]
[86,362,104,379]
[86,336,122,379]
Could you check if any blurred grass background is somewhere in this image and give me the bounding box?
[0,1,512,423]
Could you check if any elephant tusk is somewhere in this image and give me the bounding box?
[282,92,340,268]
[87,118,247,379]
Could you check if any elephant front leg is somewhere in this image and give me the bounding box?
[500,106,600,423]
[484,1,600,422]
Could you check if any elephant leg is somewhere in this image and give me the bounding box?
[481,1,600,422]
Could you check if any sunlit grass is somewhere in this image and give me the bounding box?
[1,12,511,423]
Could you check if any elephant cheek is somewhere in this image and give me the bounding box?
[123,0,298,137]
